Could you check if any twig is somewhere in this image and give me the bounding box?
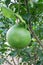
[17,57,20,65]
[4,58,13,65]
[1,54,13,65]
[18,0,20,13]
[12,57,16,65]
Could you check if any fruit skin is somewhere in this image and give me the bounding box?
[6,24,31,49]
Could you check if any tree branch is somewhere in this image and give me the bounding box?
[25,0,43,48]
[12,57,16,65]
[25,0,29,13]
[28,22,43,48]
[4,58,13,65]
[1,54,13,65]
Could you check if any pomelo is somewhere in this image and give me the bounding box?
[6,24,31,49]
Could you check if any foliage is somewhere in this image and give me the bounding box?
[0,0,43,65]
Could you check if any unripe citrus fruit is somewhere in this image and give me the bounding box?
[6,24,31,49]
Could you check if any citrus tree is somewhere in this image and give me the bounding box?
[0,0,43,65]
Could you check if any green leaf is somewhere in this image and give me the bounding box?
[0,22,5,27]
[2,5,16,22]
[38,0,43,2]
[2,5,26,24]
[0,28,3,34]
[9,50,17,57]
[5,0,11,6]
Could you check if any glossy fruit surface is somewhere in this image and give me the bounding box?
[6,24,31,49]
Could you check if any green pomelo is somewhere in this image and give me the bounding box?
[6,24,31,49]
